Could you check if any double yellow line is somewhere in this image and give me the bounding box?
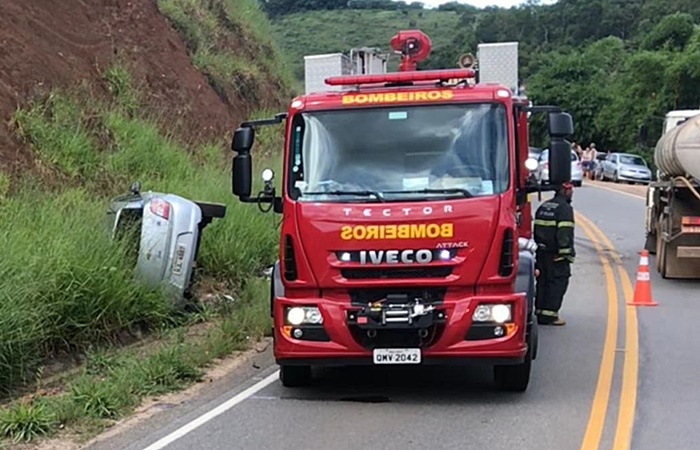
[576,213,639,450]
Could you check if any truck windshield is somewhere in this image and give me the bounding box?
[287,102,509,202]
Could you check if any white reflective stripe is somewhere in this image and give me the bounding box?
[640,256,649,266]
[637,272,650,281]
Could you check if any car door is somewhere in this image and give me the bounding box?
[604,154,616,178]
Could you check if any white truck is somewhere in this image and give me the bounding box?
[644,109,700,278]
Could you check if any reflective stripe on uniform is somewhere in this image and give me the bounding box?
[558,221,575,228]
[559,248,573,254]
[534,219,557,227]
[536,309,558,317]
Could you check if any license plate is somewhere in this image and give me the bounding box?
[372,348,421,365]
[172,244,187,275]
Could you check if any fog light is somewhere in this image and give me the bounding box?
[494,326,504,336]
[492,304,512,323]
[339,252,351,262]
[438,249,451,260]
[292,328,303,339]
[287,307,305,325]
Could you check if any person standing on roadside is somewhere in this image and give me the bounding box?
[581,145,592,179]
[533,181,576,326]
[588,143,598,180]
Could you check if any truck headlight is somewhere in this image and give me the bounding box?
[472,304,512,323]
[286,306,323,325]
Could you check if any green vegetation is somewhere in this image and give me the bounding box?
[0,59,284,442]
[269,0,700,164]
[157,0,296,101]
[272,9,461,80]
[0,277,271,443]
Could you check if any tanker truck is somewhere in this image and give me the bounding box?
[644,110,700,278]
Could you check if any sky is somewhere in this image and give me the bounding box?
[420,0,556,8]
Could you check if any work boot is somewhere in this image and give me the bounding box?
[537,315,566,326]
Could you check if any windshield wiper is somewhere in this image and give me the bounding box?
[301,190,385,202]
[383,188,474,198]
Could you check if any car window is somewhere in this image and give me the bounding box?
[619,155,646,166]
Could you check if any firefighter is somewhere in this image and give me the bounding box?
[533,181,575,326]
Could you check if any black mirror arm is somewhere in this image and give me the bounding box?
[241,112,288,128]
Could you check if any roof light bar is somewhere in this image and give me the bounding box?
[325,69,476,87]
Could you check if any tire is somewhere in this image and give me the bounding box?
[530,320,539,360]
[279,365,312,387]
[614,171,620,183]
[494,344,532,392]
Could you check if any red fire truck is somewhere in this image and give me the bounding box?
[230,30,573,391]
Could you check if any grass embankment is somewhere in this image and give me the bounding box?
[0,64,284,444]
[270,9,461,80]
[157,0,296,100]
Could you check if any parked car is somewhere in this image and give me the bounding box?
[529,146,544,161]
[600,152,652,184]
[535,149,583,187]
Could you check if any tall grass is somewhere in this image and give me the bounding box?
[157,0,296,100]
[2,65,283,392]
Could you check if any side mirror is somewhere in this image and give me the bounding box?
[232,126,255,153]
[548,112,574,138]
[232,153,252,198]
[549,140,572,185]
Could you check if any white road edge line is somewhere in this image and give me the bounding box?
[141,370,280,450]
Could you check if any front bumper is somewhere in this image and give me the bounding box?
[273,293,528,366]
[619,172,651,183]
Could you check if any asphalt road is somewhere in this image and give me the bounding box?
[86,183,700,450]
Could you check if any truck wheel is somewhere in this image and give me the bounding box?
[280,365,312,387]
[494,347,532,392]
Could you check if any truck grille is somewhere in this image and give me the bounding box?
[340,266,452,279]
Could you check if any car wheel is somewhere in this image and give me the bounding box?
[613,171,620,183]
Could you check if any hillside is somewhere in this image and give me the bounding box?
[0,0,291,175]
[0,0,292,443]
[271,9,462,80]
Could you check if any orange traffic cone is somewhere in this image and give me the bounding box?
[628,249,658,306]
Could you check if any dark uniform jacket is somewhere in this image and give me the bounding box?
[534,194,575,262]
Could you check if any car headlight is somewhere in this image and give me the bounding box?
[285,306,323,325]
[472,304,512,324]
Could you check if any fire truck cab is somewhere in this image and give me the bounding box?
[230,30,573,392]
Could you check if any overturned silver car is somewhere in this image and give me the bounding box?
[109,182,226,307]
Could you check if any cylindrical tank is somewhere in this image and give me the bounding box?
[655,114,700,180]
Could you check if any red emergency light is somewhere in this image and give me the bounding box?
[325,68,476,87]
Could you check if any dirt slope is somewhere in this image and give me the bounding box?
[0,0,268,173]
